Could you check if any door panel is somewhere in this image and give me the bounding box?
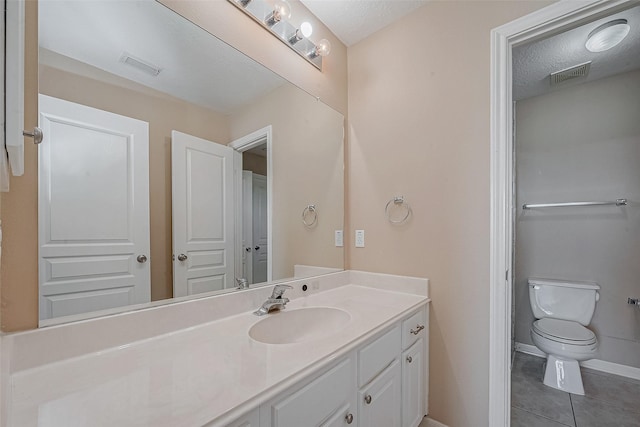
[172,131,235,297]
[242,171,254,283]
[38,94,150,321]
[252,174,268,283]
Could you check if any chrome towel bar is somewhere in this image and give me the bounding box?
[522,198,628,210]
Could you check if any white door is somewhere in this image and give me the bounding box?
[242,171,254,284]
[171,131,235,297]
[38,94,150,321]
[252,174,268,283]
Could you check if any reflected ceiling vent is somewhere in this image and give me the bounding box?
[549,61,591,86]
[119,52,162,77]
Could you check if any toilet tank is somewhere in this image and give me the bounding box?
[528,278,600,326]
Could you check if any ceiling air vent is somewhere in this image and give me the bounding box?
[549,61,591,86]
[119,52,162,77]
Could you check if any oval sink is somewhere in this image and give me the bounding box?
[249,307,351,344]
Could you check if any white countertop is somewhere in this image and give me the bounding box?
[8,284,428,427]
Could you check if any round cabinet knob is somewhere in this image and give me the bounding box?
[136,255,147,263]
[177,254,188,262]
[364,394,372,404]
[245,247,252,252]
[407,356,413,363]
[254,246,260,251]
[345,413,354,424]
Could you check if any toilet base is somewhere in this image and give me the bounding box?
[543,355,584,395]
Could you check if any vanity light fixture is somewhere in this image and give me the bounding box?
[228,0,328,70]
[585,19,630,52]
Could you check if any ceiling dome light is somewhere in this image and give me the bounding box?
[585,19,630,52]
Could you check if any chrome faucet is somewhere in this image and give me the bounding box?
[253,284,293,316]
[236,277,250,290]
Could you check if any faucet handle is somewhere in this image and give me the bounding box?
[271,284,293,299]
[236,277,249,289]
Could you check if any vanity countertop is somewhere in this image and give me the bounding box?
[7,284,429,426]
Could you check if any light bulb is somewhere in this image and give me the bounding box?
[315,39,331,57]
[585,19,630,53]
[265,0,291,26]
[300,22,313,38]
[273,0,291,20]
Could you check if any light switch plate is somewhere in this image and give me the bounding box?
[335,230,344,247]
[355,229,365,248]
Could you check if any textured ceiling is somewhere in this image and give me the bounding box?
[513,5,640,100]
[39,0,286,114]
[300,0,428,46]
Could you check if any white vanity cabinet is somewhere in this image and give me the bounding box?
[233,305,428,427]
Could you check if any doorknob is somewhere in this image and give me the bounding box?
[254,246,260,251]
[177,254,188,261]
[23,127,43,144]
[136,255,148,263]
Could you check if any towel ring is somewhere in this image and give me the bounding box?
[302,205,318,227]
[385,196,411,224]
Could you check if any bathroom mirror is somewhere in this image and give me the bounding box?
[34,0,344,324]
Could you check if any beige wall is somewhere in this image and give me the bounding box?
[515,70,640,369]
[159,0,348,116]
[347,2,550,426]
[229,84,344,279]
[242,152,268,176]
[1,0,38,331]
[39,63,231,303]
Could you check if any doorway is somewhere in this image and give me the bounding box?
[489,0,638,425]
[229,125,273,285]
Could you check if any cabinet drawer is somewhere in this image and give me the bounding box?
[358,326,400,387]
[402,309,426,350]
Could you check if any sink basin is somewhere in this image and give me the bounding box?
[249,307,351,344]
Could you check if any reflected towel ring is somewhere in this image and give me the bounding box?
[302,205,318,227]
[385,196,411,224]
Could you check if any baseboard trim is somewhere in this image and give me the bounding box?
[424,416,449,427]
[515,342,640,381]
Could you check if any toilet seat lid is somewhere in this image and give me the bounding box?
[533,318,596,344]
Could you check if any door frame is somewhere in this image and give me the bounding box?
[229,125,273,282]
[488,0,635,425]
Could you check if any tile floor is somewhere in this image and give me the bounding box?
[511,352,640,427]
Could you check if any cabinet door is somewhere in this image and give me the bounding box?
[402,338,424,427]
[321,403,356,427]
[358,359,401,427]
[226,408,260,427]
[264,356,355,427]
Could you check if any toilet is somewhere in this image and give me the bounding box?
[528,278,600,395]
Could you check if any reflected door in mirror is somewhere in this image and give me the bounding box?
[38,95,151,321]
[171,131,235,297]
